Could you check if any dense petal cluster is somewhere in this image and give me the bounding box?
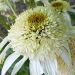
[0,6,74,75]
[8,6,67,58]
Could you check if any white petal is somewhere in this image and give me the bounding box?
[62,12,72,26]
[0,44,11,64]
[49,59,58,75]
[69,8,75,13]
[1,52,20,75]
[1,44,11,55]
[11,56,28,75]
[0,37,9,51]
[60,46,72,66]
[41,59,58,75]
[29,58,44,75]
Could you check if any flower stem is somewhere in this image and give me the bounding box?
[23,0,26,4]
[6,0,17,17]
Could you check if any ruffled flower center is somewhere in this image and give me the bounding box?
[50,0,70,11]
[51,2,63,8]
[27,12,47,30]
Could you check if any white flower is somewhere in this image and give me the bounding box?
[0,6,73,75]
[50,0,70,12]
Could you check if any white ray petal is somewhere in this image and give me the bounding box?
[69,8,75,13]
[41,59,58,75]
[60,46,72,66]
[62,12,72,26]
[49,59,58,75]
[0,44,11,64]
[0,37,9,51]
[1,52,20,75]
[0,44,11,55]
[11,56,28,75]
[29,58,44,75]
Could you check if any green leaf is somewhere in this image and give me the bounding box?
[16,59,30,75]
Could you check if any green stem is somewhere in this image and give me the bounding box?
[6,0,17,17]
[23,0,26,4]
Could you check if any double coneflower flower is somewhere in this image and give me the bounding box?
[50,0,70,11]
[0,0,74,75]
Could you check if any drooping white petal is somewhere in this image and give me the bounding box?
[0,44,11,64]
[62,12,72,27]
[11,56,28,75]
[49,59,58,75]
[0,44,11,55]
[29,58,44,75]
[69,8,75,13]
[0,37,9,51]
[1,52,20,75]
[60,46,72,67]
[41,58,58,75]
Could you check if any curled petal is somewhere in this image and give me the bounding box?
[60,46,72,67]
[63,12,72,26]
[1,52,20,75]
[0,44,11,64]
[0,37,9,51]
[11,56,28,75]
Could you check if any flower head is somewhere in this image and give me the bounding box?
[0,6,72,75]
[8,6,67,56]
[50,0,70,11]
